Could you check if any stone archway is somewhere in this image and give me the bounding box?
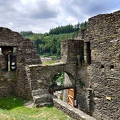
[26,62,77,107]
[48,71,76,106]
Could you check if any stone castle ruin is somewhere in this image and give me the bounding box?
[0,10,120,120]
[0,28,41,98]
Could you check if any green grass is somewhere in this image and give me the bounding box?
[42,60,59,65]
[0,96,73,120]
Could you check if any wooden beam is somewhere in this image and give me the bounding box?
[49,86,75,93]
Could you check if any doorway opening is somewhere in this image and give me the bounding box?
[49,72,76,107]
[49,72,64,100]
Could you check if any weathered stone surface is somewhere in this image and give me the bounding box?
[24,39,84,109]
[61,39,84,65]
[25,11,120,120]
[83,10,120,120]
[53,97,96,120]
[0,10,119,120]
[0,27,41,99]
[74,11,120,120]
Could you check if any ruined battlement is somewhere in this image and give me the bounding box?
[0,27,23,46]
[88,10,120,42]
[89,10,120,20]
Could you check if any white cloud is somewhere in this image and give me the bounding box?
[0,0,120,33]
[66,16,78,24]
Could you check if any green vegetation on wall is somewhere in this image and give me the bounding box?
[50,72,64,88]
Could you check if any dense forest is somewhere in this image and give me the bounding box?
[20,21,88,58]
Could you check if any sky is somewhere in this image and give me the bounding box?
[0,0,120,33]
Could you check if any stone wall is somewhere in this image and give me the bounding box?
[61,40,84,65]
[74,11,120,120]
[0,27,22,46]
[0,55,5,70]
[25,62,77,106]
[15,38,41,98]
[0,27,41,99]
[26,63,74,90]
[0,71,16,97]
[53,97,96,120]
[60,39,93,115]
[76,66,92,115]
[86,11,120,120]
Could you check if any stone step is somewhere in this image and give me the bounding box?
[35,102,53,107]
[32,89,48,96]
[33,94,53,103]
[33,94,53,107]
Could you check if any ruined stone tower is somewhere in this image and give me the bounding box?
[87,11,120,120]
[75,10,120,120]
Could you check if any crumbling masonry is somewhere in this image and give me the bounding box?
[0,27,41,98]
[0,10,119,120]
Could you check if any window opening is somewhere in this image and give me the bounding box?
[13,47,17,55]
[1,46,17,71]
[110,65,114,70]
[101,65,104,69]
[10,54,16,71]
[8,54,10,71]
[0,48,2,55]
[86,42,91,65]
[49,72,76,107]
[49,72,64,99]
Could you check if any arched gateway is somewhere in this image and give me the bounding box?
[26,39,83,107]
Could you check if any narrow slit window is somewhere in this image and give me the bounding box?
[86,42,91,65]
[0,48,2,55]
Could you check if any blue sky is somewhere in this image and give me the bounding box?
[0,0,120,33]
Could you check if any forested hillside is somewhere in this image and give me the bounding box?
[20,22,87,58]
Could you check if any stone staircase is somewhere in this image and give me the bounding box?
[32,88,53,107]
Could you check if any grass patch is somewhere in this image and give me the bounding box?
[42,60,58,65]
[0,96,73,120]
